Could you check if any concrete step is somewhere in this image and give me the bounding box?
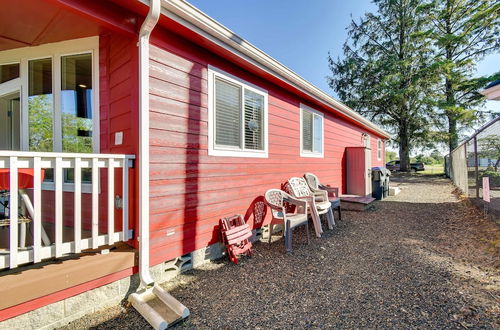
[389,187,401,196]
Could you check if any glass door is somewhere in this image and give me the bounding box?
[0,91,21,150]
[0,70,21,151]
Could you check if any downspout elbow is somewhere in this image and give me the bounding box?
[139,0,161,40]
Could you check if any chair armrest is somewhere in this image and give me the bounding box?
[284,195,308,215]
[264,201,284,213]
[319,184,339,198]
[312,190,329,202]
[284,195,307,210]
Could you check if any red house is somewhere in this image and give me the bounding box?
[0,0,390,328]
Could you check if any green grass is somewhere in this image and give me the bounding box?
[419,164,444,175]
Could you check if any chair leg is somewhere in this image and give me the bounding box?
[305,221,310,245]
[326,208,335,229]
[310,206,323,238]
[268,224,273,246]
[285,221,292,253]
[337,206,342,221]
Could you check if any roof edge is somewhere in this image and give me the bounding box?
[150,0,391,138]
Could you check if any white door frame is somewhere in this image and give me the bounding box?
[0,78,21,150]
[0,77,21,97]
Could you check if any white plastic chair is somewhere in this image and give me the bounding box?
[264,189,310,253]
[282,177,334,237]
[304,172,341,222]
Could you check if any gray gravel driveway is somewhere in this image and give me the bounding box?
[62,175,500,329]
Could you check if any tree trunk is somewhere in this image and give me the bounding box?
[448,113,458,152]
[399,125,410,172]
[445,77,458,178]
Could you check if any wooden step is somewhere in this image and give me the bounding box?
[340,195,376,211]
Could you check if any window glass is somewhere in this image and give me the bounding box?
[28,58,53,152]
[0,63,19,84]
[244,90,264,150]
[215,77,241,148]
[302,110,313,152]
[301,107,323,156]
[313,114,323,153]
[61,54,93,153]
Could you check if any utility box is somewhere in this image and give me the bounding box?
[345,147,372,197]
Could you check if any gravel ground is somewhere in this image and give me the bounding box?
[61,175,500,329]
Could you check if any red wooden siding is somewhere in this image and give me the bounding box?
[147,28,387,265]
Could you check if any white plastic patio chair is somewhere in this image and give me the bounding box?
[282,177,334,237]
[264,189,310,253]
[304,172,341,223]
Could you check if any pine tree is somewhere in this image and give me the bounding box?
[422,0,499,153]
[328,0,438,171]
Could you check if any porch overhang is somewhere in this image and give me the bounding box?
[0,0,138,52]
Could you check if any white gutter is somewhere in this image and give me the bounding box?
[155,0,391,139]
[138,0,160,288]
[131,3,190,328]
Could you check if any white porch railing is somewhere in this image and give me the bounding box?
[0,151,135,269]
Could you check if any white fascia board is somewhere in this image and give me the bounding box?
[146,0,391,139]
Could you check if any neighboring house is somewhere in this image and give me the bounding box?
[480,79,500,100]
[0,0,389,327]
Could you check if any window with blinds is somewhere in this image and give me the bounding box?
[209,67,268,157]
[301,105,324,157]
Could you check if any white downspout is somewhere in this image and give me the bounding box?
[138,0,160,288]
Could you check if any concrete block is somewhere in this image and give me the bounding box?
[192,244,223,268]
[0,301,64,330]
[39,310,88,330]
[93,295,123,312]
[150,261,167,283]
[178,253,193,272]
[64,281,120,316]
[250,228,263,243]
[119,273,140,297]
[389,187,401,196]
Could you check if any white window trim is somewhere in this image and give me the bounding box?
[207,65,268,158]
[300,104,324,158]
[377,139,383,160]
[0,37,100,193]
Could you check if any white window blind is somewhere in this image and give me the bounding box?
[301,105,323,157]
[313,114,323,153]
[244,89,264,150]
[215,77,241,148]
[302,110,313,152]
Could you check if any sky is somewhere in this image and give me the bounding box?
[189,0,499,114]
